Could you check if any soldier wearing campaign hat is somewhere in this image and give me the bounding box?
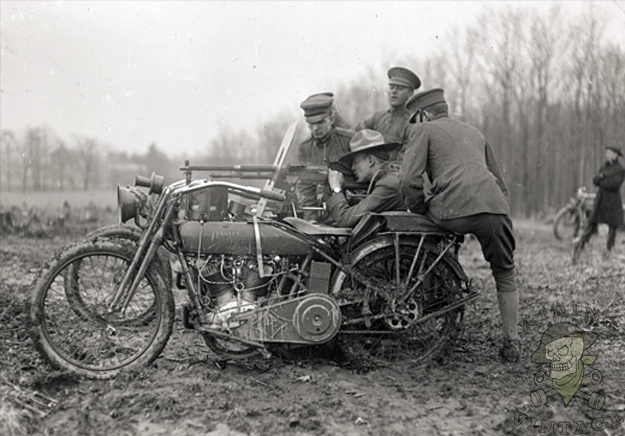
[400,87,520,363]
[297,92,357,221]
[326,129,405,227]
[573,145,625,260]
[354,67,421,165]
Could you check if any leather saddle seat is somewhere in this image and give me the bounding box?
[377,211,455,235]
[282,217,352,236]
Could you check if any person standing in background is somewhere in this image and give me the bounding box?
[573,146,625,262]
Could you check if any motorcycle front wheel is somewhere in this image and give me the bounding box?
[30,239,175,379]
[84,224,173,290]
[332,240,466,368]
[553,207,581,241]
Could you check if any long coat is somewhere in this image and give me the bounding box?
[588,159,625,226]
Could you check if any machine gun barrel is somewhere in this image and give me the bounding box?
[179,164,278,172]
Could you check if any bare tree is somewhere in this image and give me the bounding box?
[0,130,19,192]
[528,6,562,212]
[443,25,478,118]
[50,139,72,190]
[473,7,526,214]
[75,136,100,191]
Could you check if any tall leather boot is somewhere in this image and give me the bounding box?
[494,268,520,362]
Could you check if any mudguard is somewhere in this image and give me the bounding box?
[331,233,468,295]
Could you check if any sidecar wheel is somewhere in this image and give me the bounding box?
[30,239,174,379]
[334,243,465,369]
[553,207,581,241]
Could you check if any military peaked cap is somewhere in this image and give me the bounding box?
[388,67,421,90]
[300,93,334,123]
[407,88,446,123]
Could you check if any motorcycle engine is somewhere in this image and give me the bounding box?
[193,255,282,328]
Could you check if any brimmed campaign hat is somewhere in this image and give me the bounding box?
[606,146,623,157]
[388,67,421,90]
[331,130,400,170]
[300,93,334,123]
[407,88,446,123]
[530,322,598,364]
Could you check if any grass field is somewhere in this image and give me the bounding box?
[0,190,117,210]
[1,219,624,436]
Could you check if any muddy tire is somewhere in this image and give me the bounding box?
[85,224,173,290]
[332,238,466,368]
[553,207,581,241]
[30,239,175,379]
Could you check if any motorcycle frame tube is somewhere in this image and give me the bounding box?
[341,292,478,327]
[109,178,284,314]
[172,179,280,202]
[397,232,458,305]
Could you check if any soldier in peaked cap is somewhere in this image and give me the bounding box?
[354,67,421,166]
[399,87,520,363]
[297,92,357,222]
[304,92,352,129]
[573,145,625,261]
[325,130,406,228]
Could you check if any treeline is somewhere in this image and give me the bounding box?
[0,116,294,193]
[337,5,625,218]
[2,5,624,218]
[0,128,173,192]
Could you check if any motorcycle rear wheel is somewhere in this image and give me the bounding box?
[334,242,465,368]
[30,239,175,379]
[553,207,581,241]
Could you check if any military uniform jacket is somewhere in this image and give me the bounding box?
[399,114,509,220]
[297,128,355,219]
[355,107,413,161]
[326,163,406,228]
[588,159,625,226]
[297,127,354,165]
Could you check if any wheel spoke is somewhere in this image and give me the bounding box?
[339,243,466,367]
[31,240,174,378]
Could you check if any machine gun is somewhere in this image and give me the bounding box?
[178,162,367,220]
[177,121,365,221]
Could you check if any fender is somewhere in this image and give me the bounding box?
[330,234,468,295]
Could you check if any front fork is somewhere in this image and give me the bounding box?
[107,193,175,314]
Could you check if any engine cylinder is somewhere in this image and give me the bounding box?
[201,257,271,305]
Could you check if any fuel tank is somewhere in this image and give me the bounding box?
[178,221,311,256]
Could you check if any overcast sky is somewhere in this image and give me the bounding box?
[1,1,624,157]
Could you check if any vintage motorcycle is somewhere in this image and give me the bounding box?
[553,186,595,241]
[29,123,478,379]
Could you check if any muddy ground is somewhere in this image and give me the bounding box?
[1,220,624,436]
